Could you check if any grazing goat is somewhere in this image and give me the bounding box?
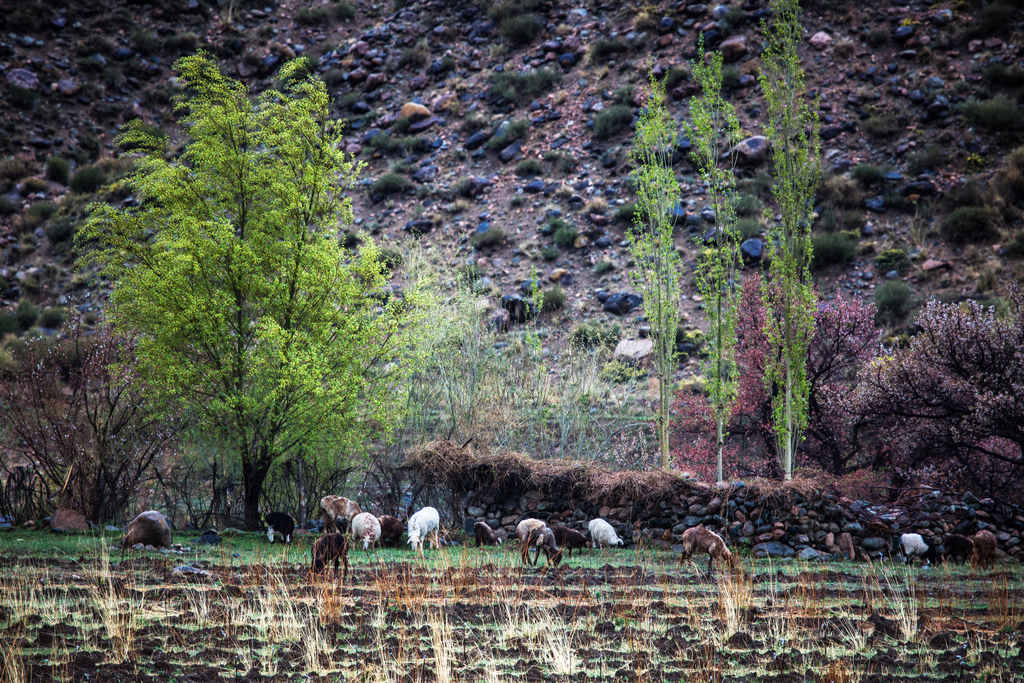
[943,534,974,564]
[588,518,624,548]
[899,533,929,564]
[516,518,562,567]
[474,521,501,546]
[407,506,440,554]
[320,495,362,534]
[351,512,382,550]
[679,526,736,575]
[552,526,587,555]
[378,514,404,547]
[121,510,172,549]
[311,532,349,580]
[971,529,997,568]
[264,512,295,544]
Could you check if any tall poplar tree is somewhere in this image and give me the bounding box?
[80,53,428,528]
[758,0,821,480]
[687,42,743,484]
[628,73,683,469]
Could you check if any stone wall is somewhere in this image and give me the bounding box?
[464,484,1024,562]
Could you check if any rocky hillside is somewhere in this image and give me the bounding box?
[2,0,1023,375]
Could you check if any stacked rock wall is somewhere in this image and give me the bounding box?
[463,484,1024,561]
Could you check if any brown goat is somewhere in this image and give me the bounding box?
[311,532,350,581]
[516,518,562,567]
[378,514,404,547]
[320,495,362,534]
[474,521,501,546]
[552,526,587,555]
[679,526,736,575]
[971,529,997,568]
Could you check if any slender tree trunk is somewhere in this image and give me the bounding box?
[242,456,269,530]
[783,358,793,481]
[297,457,307,528]
[716,417,724,484]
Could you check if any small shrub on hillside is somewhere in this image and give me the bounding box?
[961,95,1024,130]
[543,151,576,175]
[0,196,16,215]
[735,194,760,217]
[875,248,911,275]
[614,203,636,225]
[23,201,57,230]
[541,246,559,261]
[45,215,76,246]
[0,311,17,337]
[22,177,47,194]
[500,13,544,45]
[130,29,161,56]
[593,260,615,275]
[812,231,858,270]
[664,66,689,91]
[593,105,633,139]
[569,321,620,349]
[14,299,39,332]
[737,217,762,239]
[907,144,948,174]
[941,206,999,244]
[1006,231,1024,258]
[370,173,411,197]
[45,157,70,185]
[515,158,543,177]
[471,227,506,248]
[39,307,66,329]
[0,157,31,191]
[489,69,560,104]
[865,28,888,47]
[399,40,430,68]
[600,360,643,384]
[70,165,107,193]
[541,286,566,312]
[862,112,900,138]
[851,164,885,186]
[874,280,913,325]
[590,38,630,61]
[983,62,1024,87]
[487,119,530,150]
[553,224,578,248]
[995,146,1024,207]
[721,66,742,91]
[818,174,864,210]
[164,32,200,55]
[969,1,1017,38]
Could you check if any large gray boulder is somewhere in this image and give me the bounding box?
[121,510,172,549]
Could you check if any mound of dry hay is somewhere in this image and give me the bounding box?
[402,440,710,505]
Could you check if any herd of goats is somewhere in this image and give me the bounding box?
[115,494,1003,581]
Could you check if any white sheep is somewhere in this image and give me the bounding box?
[900,532,929,563]
[351,512,382,550]
[406,506,440,554]
[588,518,623,549]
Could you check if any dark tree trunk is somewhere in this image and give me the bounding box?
[242,457,270,530]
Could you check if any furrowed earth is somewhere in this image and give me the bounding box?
[1,532,1022,681]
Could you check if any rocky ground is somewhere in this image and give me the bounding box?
[2,0,1023,374]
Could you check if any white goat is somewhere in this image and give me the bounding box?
[588,518,623,548]
[900,532,929,563]
[351,512,382,550]
[406,506,440,554]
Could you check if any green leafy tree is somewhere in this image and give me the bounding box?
[758,0,821,480]
[686,41,743,484]
[629,73,683,469]
[80,53,428,528]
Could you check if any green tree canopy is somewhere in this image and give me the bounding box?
[79,53,428,528]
